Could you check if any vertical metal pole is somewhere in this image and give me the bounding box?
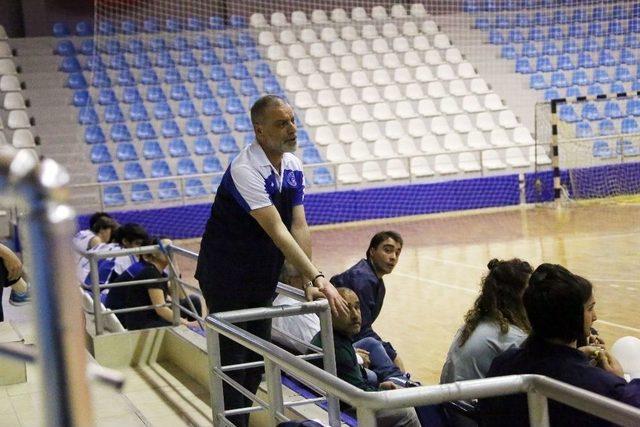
[88,256,103,336]
[527,391,550,427]
[357,407,377,427]
[207,324,226,427]
[318,303,341,427]
[168,250,181,325]
[264,359,284,427]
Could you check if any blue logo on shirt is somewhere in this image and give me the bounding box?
[286,172,297,187]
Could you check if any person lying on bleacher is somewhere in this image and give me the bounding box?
[311,288,421,427]
[105,238,201,330]
[330,231,406,370]
[480,264,640,426]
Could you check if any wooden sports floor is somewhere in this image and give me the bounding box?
[177,201,640,385]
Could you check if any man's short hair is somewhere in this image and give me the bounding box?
[523,263,592,343]
[112,223,149,245]
[250,95,288,126]
[90,216,118,234]
[89,212,112,230]
[366,231,403,258]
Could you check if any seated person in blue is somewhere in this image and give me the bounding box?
[480,263,640,427]
[105,238,201,330]
[330,231,405,369]
[311,288,420,427]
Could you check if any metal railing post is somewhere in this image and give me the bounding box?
[168,254,181,326]
[264,359,284,427]
[318,303,341,427]
[88,256,103,335]
[207,327,226,427]
[527,391,550,427]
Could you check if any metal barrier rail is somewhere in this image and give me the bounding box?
[206,311,640,427]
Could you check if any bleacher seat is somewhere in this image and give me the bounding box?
[617,140,640,156]
[90,144,112,163]
[599,119,616,136]
[72,90,91,107]
[52,22,70,37]
[559,105,580,123]
[142,140,164,159]
[161,120,182,138]
[104,104,124,123]
[604,101,625,119]
[592,140,613,158]
[78,107,98,125]
[575,121,594,138]
[211,116,231,134]
[203,156,224,173]
[131,183,153,203]
[153,102,173,120]
[97,164,118,182]
[220,135,240,153]
[136,122,157,139]
[123,162,145,180]
[581,103,603,121]
[168,138,189,157]
[622,117,640,134]
[129,103,149,121]
[202,99,222,116]
[103,186,126,206]
[151,159,172,178]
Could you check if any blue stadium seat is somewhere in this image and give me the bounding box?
[75,21,92,37]
[231,64,250,80]
[187,17,205,32]
[559,105,579,122]
[59,56,81,73]
[104,104,124,123]
[621,117,640,134]
[617,140,640,156]
[536,56,555,73]
[128,103,148,122]
[592,140,613,158]
[575,121,594,138]
[611,4,626,20]
[501,45,516,59]
[598,50,617,67]
[587,22,604,37]
[143,18,159,33]
[239,80,259,97]
[263,77,283,95]
[79,39,95,56]
[115,142,138,161]
[571,70,588,86]
[151,160,172,178]
[168,138,189,157]
[72,90,91,107]
[155,51,175,68]
[541,41,559,56]
[178,51,197,67]
[508,29,525,43]
[572,9,588,23]
[203,155,223,173]
[302,147,323,164]
[610,82,625,94]
[153,102,173,120]
[90,144,112,163]
[108,54,129,70]
[217,81,237,98]
[202,98,223,116]
[97,165,118,182]
[474,17,490,29]
[209,65,228,82]
[552,10,569,25]
[119,18,137,34]
[243,133,256,146]
[55,40,76,56]
[78,107,99,125]
[226,97,245,115]
[515,58,533,74]
[313,167,334,186]
[149,37,167,52]
[117,69,136,86]
[587,84,604,96]
[254,62,272,78]
[229,15,248,29]
[97,88,118,105]
[110,124,132,142]
[556,55,574,71]
[211,117,231,134]
[194,35,212,50]
[185,179,207,197]
[131,183,153,203]
[297,130,311,147]
[551,72,569,88]
[52,22,70,37]
[136,122,157,139]
[513,13,530,27]
[602,36,620,51]
[219,135,239,153]
[632,81,640,91]
[142,140,165,159]
[121,87,141,104]
[208,16,225,30]
[178,100,197,118]
[582,37,599,52]
[132,52,152,69]
[164,68,182,84]
[201,49,221,65]
[211,174,223,193]
[187,67,205,83]
[593,68,611,84]
[578,53,596,69]
[194,137,215,155]
[489,29,505,45]
[91,71,112,88]
[172,36,189,51]
[237,32,256,48]
[127,39,144,54]
[598,119,616,136]
[104,186,126,206]
[98,21,116,36]
[158,181,180,199]
[627,99,640,116]
[604,101,625,119]
[100,39,121,55]
[146,86,166,103]
[186,118,206,136]
[565,86,582,98]
[608,21,624,36]
[194,82,213,99]
[234,115,252,132]
[162,120,182,138]
[85,126,105,144]
[581,103,603,121]
[620,49,637,66]
[529,27,545,41]
[170,84,189,101]
[591,7,606,21]
[124,162,145,180]
[177,158,198,175]
[520,42,536,57]
[624,34,640,48]
[165,18,182,32]
[223,49,245,64]
[215,34,234,49]
[84,55,105,72]
[67,73,88,90]
[495,15,511,29]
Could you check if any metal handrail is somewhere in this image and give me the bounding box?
[206,311,640,427]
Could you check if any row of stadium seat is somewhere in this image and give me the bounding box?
[542,82,640,101]
[514,51,638,73]
[501,36,640,59]
[559,101,640,122]
[530,68,640,89]
[485,19,640,40]
[463,0,622,13]
[572,118,640,138]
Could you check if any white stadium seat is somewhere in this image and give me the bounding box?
[341,26,358,41]
[407,118,428,137]
[350,104,372,122]
[410,3,428,18]
[437,64,456,80]
[361,24,378,39]
[421,21,439,36]
[327,106,349,124]
[362,161,386,182]
[350,140,373,160]
[405,83,425,100]
[279,29,297,44]
[467,130,491,149]
[383,85,403,102]
[330,41,348,56]
[385,120,405,139]
[476,112,497,131]
[382,23,399,38]
[484,93,506,111]
[371,5,388,20]
[294,91,315,109]
[373,103,395,121]
[458,152,482,172]
[351,70,371,87]
[445,48,464,64]
[505,147,530,168]
[307,73,327,90]
[329,72,349,89]
[315,126,335,145]
[391,4,408,18]
[311,9,329,24]
[414,65,435,82]
[362,122,382,141]
[340,88,360,106]
[351,7,368,21]
[340,55,360,72]
[250,13,268,28]
[387,159,410,179]
[372,38,390,53]
[482,150,506,170]
[453,114,474,133]
[362,54,381,70]
[338,124,359,144]
[309,43,328,58]
[266,45,285,60]
[12,129,36,148]
[392,37,410,53]
[285,75,304,92]
[372,69,392,85]
[271,12,288,27]
[394,67,414,84]
[327,143,349,162]
[433,34,451,49]
[338,164,362,184]
[490,128,512,146]
[291,11,308,26]
[258,31,275,46]
[444,133,465,151]
[317,89,339,107]
[395,101,418,119]
[462,95,484,113]
[470,78,491,94]
[427,81,447,98]
[398,137,420,155]
[411,156,434,177]
[402,22,419,36]
[418,99,439,116]
[434,154,458,174]
[382,53,401,69]
[7,110,30,129]
[362,87,382,103]
[331,8,349,23]
[288,44,307,59]
[374,139,396,158]
[514,126,535,145]
[320,27,338,42]
[276,60,295,77]
[420,134,442,153]
[413,35,431,51]
[530,146,551,165]
[298,59,316,75]
[305,108,326,126]
[458,62,478,78]
[440,97,461,115]
[430,116,451,135]
[351,39,369,55]
[449,79,469,97]
[424,50,444,65]
[319,57,338,73]
[0,75,20,92]
[3,92,26,110]
[498,110,520,128]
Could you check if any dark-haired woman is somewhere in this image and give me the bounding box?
[441,258,533,385]
[481,263,640,427]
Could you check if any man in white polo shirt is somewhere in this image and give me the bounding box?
[196,95,347,426]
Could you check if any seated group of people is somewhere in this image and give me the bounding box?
[272,230,640,427]
[73,212,201,331]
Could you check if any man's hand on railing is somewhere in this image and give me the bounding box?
[315,277,349,318]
